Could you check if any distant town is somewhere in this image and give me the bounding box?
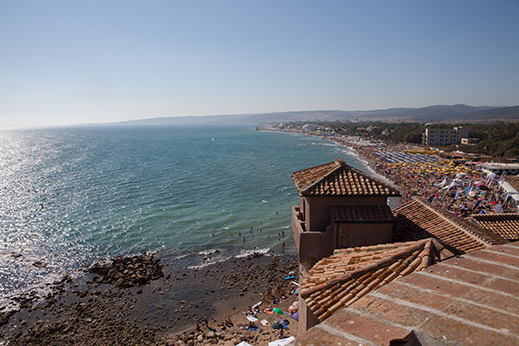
[257,120,519,160]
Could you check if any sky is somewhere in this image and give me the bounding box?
[1,1,519,128]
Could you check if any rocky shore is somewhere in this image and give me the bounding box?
[0,252,298,345]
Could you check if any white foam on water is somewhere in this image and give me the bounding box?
[235,247,270,258]
[198,249,222,256]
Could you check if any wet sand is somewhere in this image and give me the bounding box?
[0,252,299,345]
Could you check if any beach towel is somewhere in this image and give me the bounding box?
[272,322,288,330]
[268,336,295,346]
[245,315,258,322]
[247,325,259,331]
[260,319,270,326]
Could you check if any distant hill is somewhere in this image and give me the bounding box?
[111,104,516,126]
[454,105,519,121]
[353,104,496,122]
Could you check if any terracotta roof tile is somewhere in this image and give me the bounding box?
[332,204,395,223]
[292,159,401,197]
[298,242,519,346]
[392,198,508,253]
[300,238,457,323]
[469,214,519,241]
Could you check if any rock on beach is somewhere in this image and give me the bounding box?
[88,254,164,288]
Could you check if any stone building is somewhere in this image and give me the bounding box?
[295,196,510,339]
[290,159,513,338]
[422,126,469,146]
[291,159,401,279]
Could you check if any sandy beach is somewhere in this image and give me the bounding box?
[0,252,299,345]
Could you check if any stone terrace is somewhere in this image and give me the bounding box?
[296,241,519,346]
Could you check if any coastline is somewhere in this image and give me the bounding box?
[258,127,518,214]
[0,251,299,345]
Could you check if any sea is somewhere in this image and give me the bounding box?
[0,124,394,310]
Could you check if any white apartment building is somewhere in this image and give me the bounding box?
[422,126,469,146]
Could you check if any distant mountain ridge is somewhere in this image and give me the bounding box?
[112,104,518,125]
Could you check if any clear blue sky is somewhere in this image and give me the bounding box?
[1,1,518,128]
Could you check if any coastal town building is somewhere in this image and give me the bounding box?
[294,194,509,335]
[290,156,519,343]
[456,137,479,150]
[291,159,401,333]
[291,159,401,279]
[302,124,316,132]
[479,162,519,175]
[422,126,469,146]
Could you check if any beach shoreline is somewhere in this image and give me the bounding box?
[0,251,299,345]
[258,126,518,215]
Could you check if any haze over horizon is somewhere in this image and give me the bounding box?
[1,1,519,129]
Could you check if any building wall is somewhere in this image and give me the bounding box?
[298,297,320,337]
[455,126,469,142]
[480,163,519,175]
[336,223,393,248]
[293,194,396,336]
[302,195,388,232]
[293,200,395,276]
[292,206,336,277]
[422,127,468,146]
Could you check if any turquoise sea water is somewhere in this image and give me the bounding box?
[0,124,384,308]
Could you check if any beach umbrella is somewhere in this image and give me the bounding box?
[288,302,299,311]
[273,308,284,315]
[292,312,299,320]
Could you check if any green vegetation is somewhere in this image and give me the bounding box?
[470,122,519,157]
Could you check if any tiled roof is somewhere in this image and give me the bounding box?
[392,198,508,252]
[469,213,519,241]
[291,159,401,197]
[300,238,457,322]
[297,241,519,346]
[332,204,395,223]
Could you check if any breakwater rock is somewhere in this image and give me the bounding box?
[88,254,164,288]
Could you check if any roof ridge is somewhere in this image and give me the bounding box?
[292,161,336,192]
[292,159,400,197]
[471,213,519,219]
[301,239,430,299]
[300,162,345,195]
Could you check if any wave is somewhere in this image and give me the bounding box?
[235,247,270,258]
[198,249,222,256]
